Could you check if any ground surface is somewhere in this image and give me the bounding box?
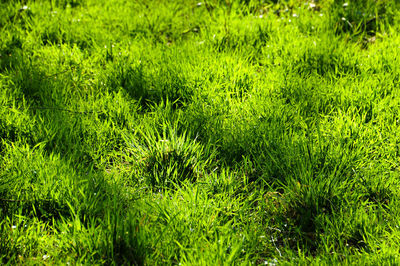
[1,0,400,264]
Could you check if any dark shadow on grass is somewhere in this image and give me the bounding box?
[106,60,194,111]
[292,49,361,78]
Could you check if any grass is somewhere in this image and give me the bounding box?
[2,0,400,264]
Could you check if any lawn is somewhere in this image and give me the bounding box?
[1,0,400,264]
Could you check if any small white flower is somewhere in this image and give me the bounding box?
[42,255,50,260]
[343,2,349,7]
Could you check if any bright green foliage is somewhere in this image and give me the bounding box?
[2,0,400,264]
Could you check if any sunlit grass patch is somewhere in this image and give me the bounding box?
[2,0,400,264]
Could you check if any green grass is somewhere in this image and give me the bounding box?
[2,0,400,264]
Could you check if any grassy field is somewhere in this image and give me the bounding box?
[2,0,400,264]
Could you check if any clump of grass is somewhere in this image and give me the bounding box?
[125,122,215,187]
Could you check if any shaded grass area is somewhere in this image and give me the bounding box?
[2,0,400,264]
